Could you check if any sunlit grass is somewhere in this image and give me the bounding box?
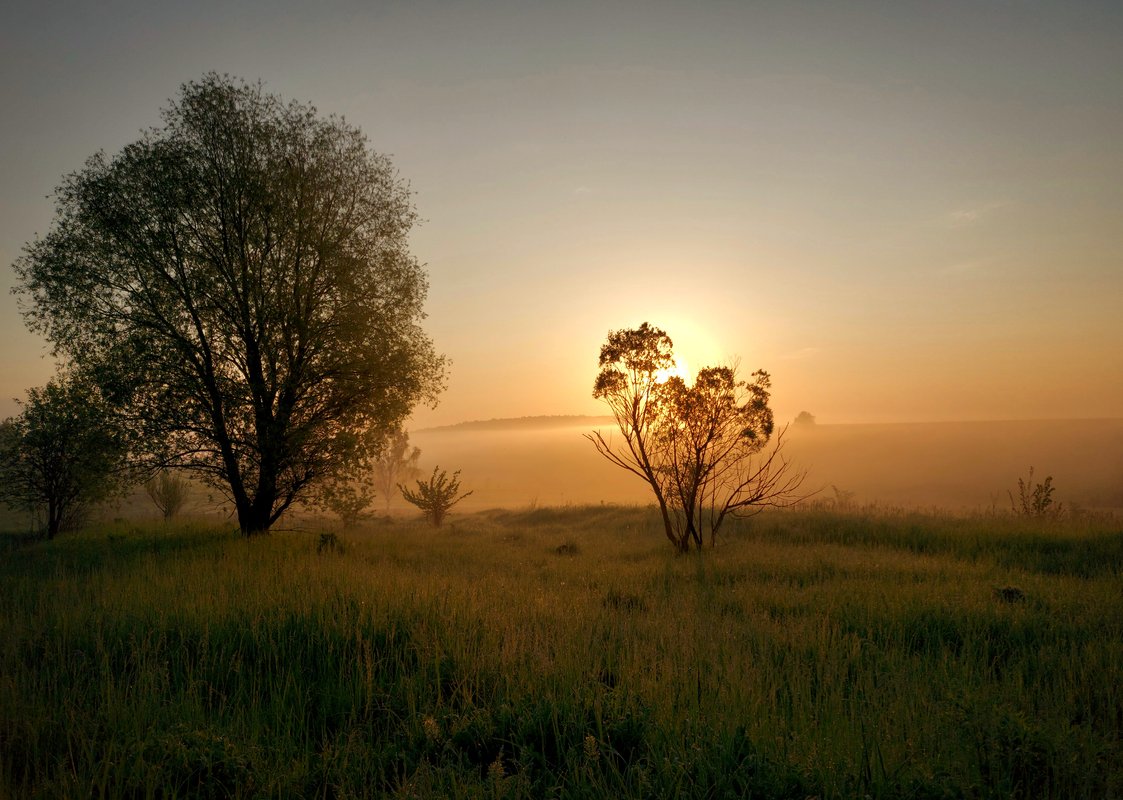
[1,507,1119,798]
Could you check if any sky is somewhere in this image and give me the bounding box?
[1,0,1120,428]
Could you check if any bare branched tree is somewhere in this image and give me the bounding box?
[587,323,805,551]
[144,470,190,521]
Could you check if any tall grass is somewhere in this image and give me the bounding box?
[1,508,1119,798]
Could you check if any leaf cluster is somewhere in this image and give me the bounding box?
[0,376,128,538]
[316,479,376,528]
[399,467,473,527]
[588,323,805,551]
[12,74,445,534]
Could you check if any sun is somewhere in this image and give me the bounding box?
[654,355,692,384]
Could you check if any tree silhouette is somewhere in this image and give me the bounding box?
[0,377,127,539]
[1009,466,1063,518]
[317,478,376,528]
[400,467,473,527]
[373,429,421,513]
[794,411,816,427]
[145,470,190,521]
[587,323,804,551]
[13,74,445,535]
[586,323,678,544]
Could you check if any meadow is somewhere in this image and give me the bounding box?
[1,505,1120,798]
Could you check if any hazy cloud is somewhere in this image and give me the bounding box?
[943,202,1008,228]
[779,346,821,360]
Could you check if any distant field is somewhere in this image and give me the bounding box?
[1,507,1120,798]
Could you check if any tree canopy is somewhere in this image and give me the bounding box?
[0,376,127,539]
[13,74,445,534]
[400,467,473,528]
[588,323,804,551]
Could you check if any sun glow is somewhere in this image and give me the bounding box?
[654,355,692,384]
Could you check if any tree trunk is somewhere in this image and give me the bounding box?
[236,500,273,536]
[652,490,681,552]
[45,497,62,540]
[234,480,275,536]
[684,518,702,551]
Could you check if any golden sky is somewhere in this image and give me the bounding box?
[2,1,1120,427]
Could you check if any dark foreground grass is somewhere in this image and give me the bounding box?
[1,507,1120,798]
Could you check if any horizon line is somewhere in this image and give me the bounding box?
[410,413,1123,433]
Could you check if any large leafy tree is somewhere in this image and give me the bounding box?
[0,377,127,539]
[588,323,804,551]
[13,75,445,535]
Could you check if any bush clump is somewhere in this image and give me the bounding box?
[400,467,473,527]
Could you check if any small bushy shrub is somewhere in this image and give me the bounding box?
[1009,466,1063,518]
[145,470,190,521]
[399,467,473,527]
[318,481,375,528]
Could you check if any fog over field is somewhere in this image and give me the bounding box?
[410,416,1123,513]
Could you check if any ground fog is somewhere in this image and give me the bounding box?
[410,417,1123,514]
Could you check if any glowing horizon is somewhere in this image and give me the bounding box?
[1,3,1120,429]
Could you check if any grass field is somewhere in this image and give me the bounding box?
[1,506,1120,798]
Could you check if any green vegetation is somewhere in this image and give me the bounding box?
[400,467,474,527]
[13,74,444,536]
[1,507,1120,798]
[145,470,191,522]
[589,322,803,552]
[0,375,128,539]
